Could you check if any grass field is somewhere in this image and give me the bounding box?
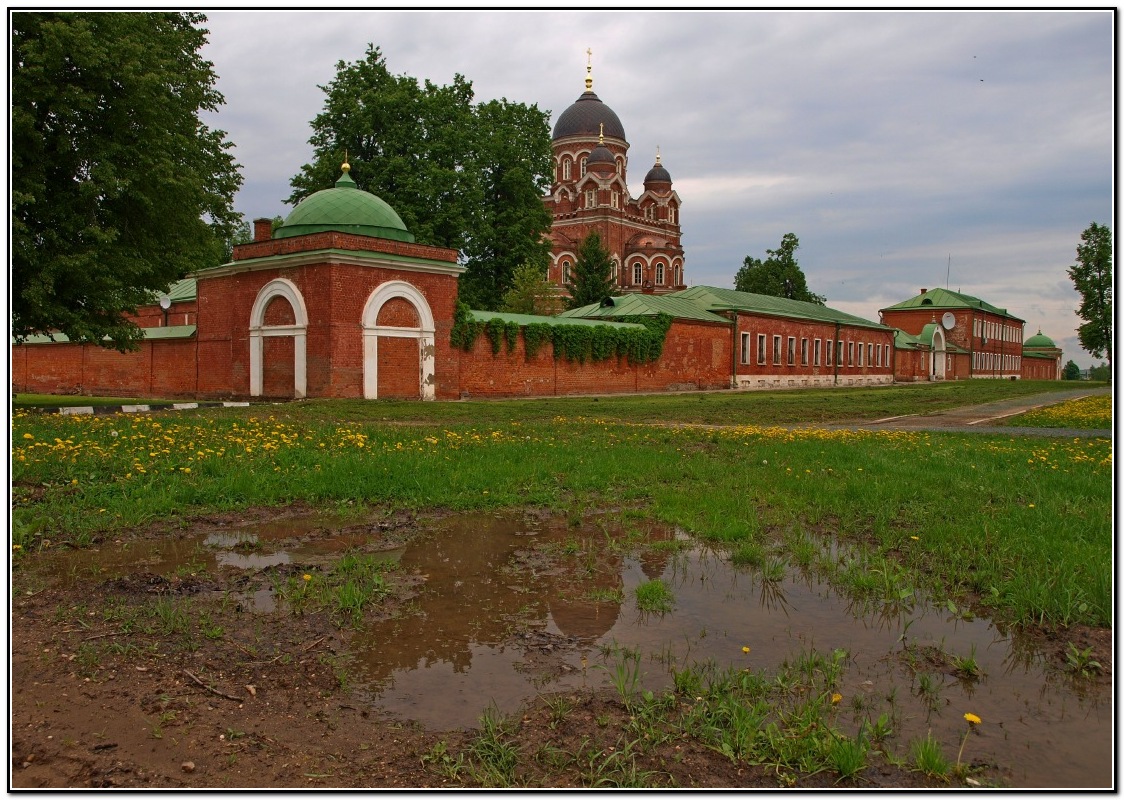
[11,382,1112,628]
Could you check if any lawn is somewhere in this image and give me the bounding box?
[11,382,1112,628]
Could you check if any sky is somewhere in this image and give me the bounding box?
[198,9,1114,368]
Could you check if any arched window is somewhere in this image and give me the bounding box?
[674,264,682,286]
[632,262,643,285]
[669,204,678,224]
[562,158,572,180]
[562,260,571,285]
[655,263,665,285]
[580,157,587,176]
[611,259,619,284]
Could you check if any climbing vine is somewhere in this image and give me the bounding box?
[451,307,672,366]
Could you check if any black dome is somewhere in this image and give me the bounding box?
[645,163,672,184]
[588,144,615,167]
[553,91,627,141]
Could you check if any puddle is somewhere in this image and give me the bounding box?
[40,509,1111,788]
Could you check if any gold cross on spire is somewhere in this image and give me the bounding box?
[599,122,604,144]
[585,47,593,91]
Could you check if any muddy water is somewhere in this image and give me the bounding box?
[45,509,1110,788]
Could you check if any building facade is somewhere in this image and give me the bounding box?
[543,60,685,297]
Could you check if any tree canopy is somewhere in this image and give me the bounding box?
[12,12,242,351]
[1062,359,1082,381]
[502,261,562,316]
[1067,222,1112,368]
[288,46,553,311]
[734,233,825,305]
[566,231,616,310]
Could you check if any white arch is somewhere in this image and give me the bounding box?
[931,327,947,380]
[361,280,436,401]
[249,278,308,398]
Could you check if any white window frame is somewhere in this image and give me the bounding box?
[757,334,766,365]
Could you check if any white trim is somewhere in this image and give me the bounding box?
[249,278,308,399]
[196,249,465,280]
[361,280,437,401]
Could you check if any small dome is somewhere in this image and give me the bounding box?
[1024,330,1056,348]
[275,169,414,243]
[553,91,627,141]
[644,161,672,186]
[587,144,616,173]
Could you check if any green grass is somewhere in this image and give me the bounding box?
[634,579,675,613]
[1001,394,1111,429]
[13,393,175,408]
[10,383,1111,628]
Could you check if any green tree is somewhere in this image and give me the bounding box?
[1067,222,1112,374]
[289,46,552,311]
[501,261,562,316]
[12,12,242,351]
[1089,362,1110,382]
[1061,359,1082,381]
[734,233,825,305]
[567,231,616,310]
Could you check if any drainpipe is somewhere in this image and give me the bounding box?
[730,312,738,389]
[833,322,840,386]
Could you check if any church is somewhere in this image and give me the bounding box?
[543,56,685,296]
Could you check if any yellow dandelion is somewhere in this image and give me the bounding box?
[964,712,981,725]
[742,646,751,654]
[1028,503,1035,508]
[22,433,34,440]
[831,693,843,704]
[302,574,312,582]
[910,536,919,541]
[13,544,22,551]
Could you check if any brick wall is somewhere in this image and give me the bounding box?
[456,319,729,398]
[12,339,199,398]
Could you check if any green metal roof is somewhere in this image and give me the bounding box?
[893,328,927,349]
[164,278,197,303]
[15,325,196,345]
[670,286,887,330]
[1022,350,1056,359]
[558,293,731,324]
[1024,330,1056,348]
[468,310,642,329]
[880,287,1024,322]
[275,169,414,243]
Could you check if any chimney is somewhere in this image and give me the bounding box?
[919,288,927,294]
[253,217,274,242]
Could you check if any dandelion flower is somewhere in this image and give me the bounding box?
[22,433,34,440]
[13,544,22,551]
[831,693,843,704]
[302,574,312,582]
[1028,503,1035,508]
[910,536,919,541]
[964,712,981,725]
[742,646,751,654]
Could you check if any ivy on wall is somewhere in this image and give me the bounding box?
[450,303,672,366]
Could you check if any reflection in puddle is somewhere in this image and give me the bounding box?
[43,509,1110,788]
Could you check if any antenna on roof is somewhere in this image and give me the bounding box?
[946,254,950,290]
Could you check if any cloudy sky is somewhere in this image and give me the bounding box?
[199,10,1113,367]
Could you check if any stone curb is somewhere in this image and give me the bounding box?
[43,401,251,417]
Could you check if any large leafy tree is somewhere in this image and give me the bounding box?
[1062,359,1082,381]
[12,12,242,351]
[1067,222,1112,372]
[289,46,553,311]
[734,233,825,305]
[566,231,616,310]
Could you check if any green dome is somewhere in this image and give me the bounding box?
[1024,330,1056,348]
[275,169,414,242]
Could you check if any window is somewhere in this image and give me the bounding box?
[561,260,571,285]
[580,157,587,176]
[611,259,619,284]
[848,341,854,366]
[757,334,766,365]
[875,344,881,367]
[740,333,750,365]
[655,263,665,285]
[813,339,821,366]
[867,343,873,366]
[800,338,808,366]
[787,337,796,366]
[674,265,682,286]
[773,335,781,365]
[644,205,653,220]
[632,263,643,285]
[611,191,619,208]
[562,159,572,180]
[585,190,595,208]
[669,205,678,224]
[826,339,834,366]
[857,342,864,367]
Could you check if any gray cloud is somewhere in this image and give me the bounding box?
[200,10,1112,367]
